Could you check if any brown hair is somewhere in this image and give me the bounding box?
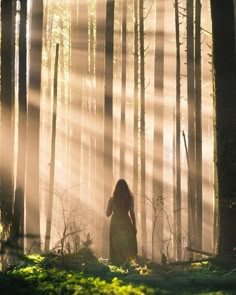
[112,179,133,213]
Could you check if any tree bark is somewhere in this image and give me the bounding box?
[174,0,182,261]
[195,0,202,251]
[211,0,236,256]
[153,0,165,261]
[186,0,196,251]
[133,0,139,224]
[0,0,16,242]
[139,0,147,256]
[26,0,43,251]
[13,0,28,254]
[95,0,106,256]
[120,0,127,178]
[103,0,115,257]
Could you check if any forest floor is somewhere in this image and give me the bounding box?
[1,248,236,294]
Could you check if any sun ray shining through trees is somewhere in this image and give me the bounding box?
[0,0,222,270]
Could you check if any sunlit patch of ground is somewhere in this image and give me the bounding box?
[1,253,236,294]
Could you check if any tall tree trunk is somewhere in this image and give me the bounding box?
[26,0,43,251]
[103,0,115,257]
[153,0,165,261]
[234,0,236,57]
[0,0,16,248]
[12,0,28,254]
[139,0,147,256]
[174,0,182,261]
[195,0,202,251]
[120,0,127,178]
[133,0,139,223]
[210,0,236,256]
[95,0,105,256]
[186,0,196,251]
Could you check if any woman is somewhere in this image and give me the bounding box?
[106,179,137,265]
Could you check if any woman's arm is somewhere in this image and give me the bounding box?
[130,198,137,234]
[106,198,113,217]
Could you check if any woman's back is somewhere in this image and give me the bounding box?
[106,179,137,265]
[112,193,132,215]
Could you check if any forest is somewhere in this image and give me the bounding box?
[0,0,236,294]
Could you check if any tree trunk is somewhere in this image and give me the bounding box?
[0,0,16,244]
[133,0,139,224]
[139,0,147,256]
[95,0,105,256]
[103,0,115,257]
[234,1,236,57]
[195,0,202,251]
[153,0,165,261]
[210,0,236,256]
[12,0,28,254]
[174,0,182,261]
[120,0,127,178]
[26,0,43,251]
[186,0,196,251]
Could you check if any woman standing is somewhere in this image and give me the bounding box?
[106,179,138,265]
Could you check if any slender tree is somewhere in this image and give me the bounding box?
[95,0,106,255]
[174,0,182,260]
[103,0,115,256]
[120,0,127,178]
[186,0,196,251]
[0,0,16,245]
[133,0,139,221]
[153,0,165,261]
[139,0,147,256]
[195,0,202,251]
[211,0,236,256]
[234,1,236,55]
[12,0,28,254]
[26,0,43,250]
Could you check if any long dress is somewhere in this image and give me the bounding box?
[107,197,137,265]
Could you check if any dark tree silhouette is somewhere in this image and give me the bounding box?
[120,0,127,178]
[103,0,115,256]
[12,0,28,254]
[133,0,138,220]
[140,0,147,256]
[211,0,236,256]
[0,0,16,244]
[195,0,202,251]
[174,0,182,261]
[186,0,196,251]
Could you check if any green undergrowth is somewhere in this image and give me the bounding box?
[1,250,236,294]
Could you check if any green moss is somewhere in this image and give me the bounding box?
[1,254,236,294]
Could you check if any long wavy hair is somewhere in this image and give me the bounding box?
[112,179,133,213]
